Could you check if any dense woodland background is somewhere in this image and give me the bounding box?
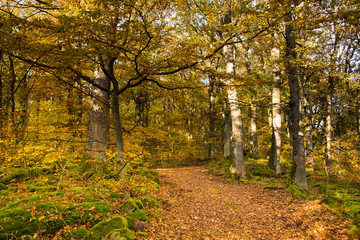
[0,0,360,239]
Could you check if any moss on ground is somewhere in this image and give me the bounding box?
[287,185,308,199]
[137,231,149,237]
[138,168,160,184]
[134,199,144,209]
[348,225,360,239]
[85,216,128,240]
[107,228,134,240]
[0,201,113,238]
[0,158,160,240]
[120,199,148,222]
[127,209,148,222]
[125,216,136,230]
[0,183,8,190]
[63,227,89,239]
[0,207,40,237]
[141,196,161,208]
[120,199,139,213]
[246,159,273,177]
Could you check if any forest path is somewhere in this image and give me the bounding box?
[145,166,350,240]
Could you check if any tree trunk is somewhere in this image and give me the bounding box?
[86,68,110,165]
[9,55,18,147]
[285,12,307,189]
[301,76,314,168]
[268,105,276,165]
[135,90,149,127]
[223,105,232,159]
[325,76,334,167]
[357,104,360,136]
[19,76,29,169]
[9,55,16,115]
[112,91,125,174]
[208,74,216,160]
[286,107,292,139]
[269,48,281,177]
[250,102,258,155]
[106,57,125,175]
[19,75,29,147]
[223,7,246,179]
[0,50,3,132]
[227,85,246,179]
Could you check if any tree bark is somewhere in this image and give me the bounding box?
[357,104,360,136]
[325,76,334,167]
[269,48,281,177]
[135,90,149,127]
[223,105,232,159]
[285,12,307,189]
[250,102,258,155]
[301,76,314,168]
[9,55,16,115]
[9,55,18,147]
[86,68,110,165]
[268,106,275,165]
[112,91,125,174]
[208,74,216,160]
[0,50,3,132]
[19,75,29,147]
[223,7,246,179]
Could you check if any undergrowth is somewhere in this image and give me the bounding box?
[0,153,161,239]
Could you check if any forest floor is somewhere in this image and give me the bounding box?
[145,166,351,240]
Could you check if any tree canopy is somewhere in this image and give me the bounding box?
[1,0,359,195]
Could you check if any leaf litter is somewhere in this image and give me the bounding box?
[144,166,351,239]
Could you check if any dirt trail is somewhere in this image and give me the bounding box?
[145,166,350,240]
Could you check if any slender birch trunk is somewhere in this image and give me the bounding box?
[285,12,307,189]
